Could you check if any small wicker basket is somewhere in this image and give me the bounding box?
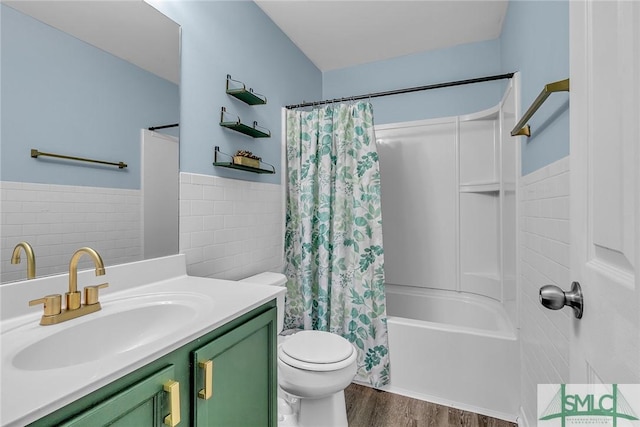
[233,156,260,168]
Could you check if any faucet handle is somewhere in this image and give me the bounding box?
[84,283,109,305]
[29,294,62,316]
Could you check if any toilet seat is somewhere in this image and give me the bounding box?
[278,330,356,372]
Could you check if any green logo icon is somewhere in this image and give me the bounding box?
[539,384,639,426]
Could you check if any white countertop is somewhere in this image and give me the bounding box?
[0,255,285,427]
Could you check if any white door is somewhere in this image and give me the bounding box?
[569,0,640,383]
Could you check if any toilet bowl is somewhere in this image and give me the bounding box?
[240,273,357,427]
[278,330,357,427]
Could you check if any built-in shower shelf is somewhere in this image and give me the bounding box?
[459,182,500,193]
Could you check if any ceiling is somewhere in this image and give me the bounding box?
[2,0,180,84]
[255,0,509,71]
[3,1,509,81]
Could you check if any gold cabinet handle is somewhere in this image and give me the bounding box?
[163,380,181,426]
[198,360,213,400]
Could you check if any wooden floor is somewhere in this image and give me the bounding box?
[344,384,516,427]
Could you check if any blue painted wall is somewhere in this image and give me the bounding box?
[0,4,179,189]
[323,39,505,125]
[149,1,322,184]
[3,0,567,184]
[322,1,569,175]
[501,0,569,175]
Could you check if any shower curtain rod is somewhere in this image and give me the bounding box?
[148,123,179,131]
[285,73,515,109]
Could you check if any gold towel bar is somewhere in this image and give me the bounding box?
[31,149,127,169]
[511,78,569,137]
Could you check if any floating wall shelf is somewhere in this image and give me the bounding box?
[213,146,275,174]
[219,107,271,138]
[226,75,267,105]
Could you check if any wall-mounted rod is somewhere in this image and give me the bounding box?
[31,149,127,169]
[148,123,179,131]
[285,73,515,109]
[511,78,569,137]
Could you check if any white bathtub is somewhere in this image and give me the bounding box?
[381,284,519,421]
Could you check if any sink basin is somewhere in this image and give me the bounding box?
[12,296,202,371]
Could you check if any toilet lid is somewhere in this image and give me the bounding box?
[280,330,354,364]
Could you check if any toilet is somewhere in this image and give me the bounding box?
[240,272,357,427]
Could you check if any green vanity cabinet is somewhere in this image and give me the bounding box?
[193,307,277,426]
[27,302,277,427]
[59,366,178,427]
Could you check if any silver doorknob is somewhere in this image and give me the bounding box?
[539,281,583,319]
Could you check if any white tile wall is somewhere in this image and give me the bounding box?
[179,173,284,280]
[3,160,574,424]
[1,181,142,283]
[519,156,571,425]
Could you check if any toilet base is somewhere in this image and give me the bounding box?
[298,390,348,427]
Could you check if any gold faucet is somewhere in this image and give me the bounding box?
[11,242,36,279]
[67,247,106,310]
[29,247,109,326]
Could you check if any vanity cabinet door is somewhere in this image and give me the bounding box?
[59,366,179,427]
[193,307,277,427]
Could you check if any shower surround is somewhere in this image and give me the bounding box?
[373,77,520,420]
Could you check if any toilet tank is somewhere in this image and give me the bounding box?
[240,272,287,333]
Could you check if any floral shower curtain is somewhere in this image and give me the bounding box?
[284,102,390,387]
